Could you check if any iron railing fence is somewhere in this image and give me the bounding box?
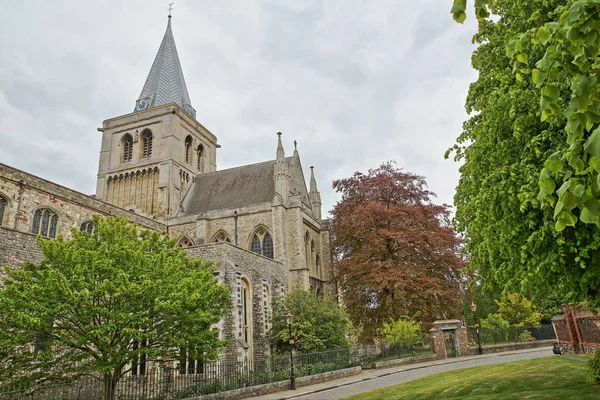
[0,339,433,400]
[469,323,556,346]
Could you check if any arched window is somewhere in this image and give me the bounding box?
[0,195,7,226]
[122,134,133,162]
[185,136,192,163]
[197,144,204,172]
[251,235,261,254]
[32,208,58,238]
[241,278,252,346]
[304,232,310,269]
[249,227,274,259]
[262,233,273,259]
[212,230,231,243]
[316,254,321,278]
[141,130,153,158]
[176,236,194,248]
[80,220,94,236]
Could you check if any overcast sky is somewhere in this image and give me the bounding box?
[0,0,478,216]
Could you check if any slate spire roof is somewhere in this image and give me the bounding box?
[134,15,196,119]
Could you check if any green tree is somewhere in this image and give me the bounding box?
[270,291,349,352]
[480,313,510,344]
[446,0,600,307]
[496,293,542,327]
[0,216,229,400]
[381,317,422,345]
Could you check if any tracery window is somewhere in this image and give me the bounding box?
[249,227,274,259]
[185,136,193,163]
[122,134,133,162]
[197,144,204,172]
[141,130,153,158]
[0,195,7,226]
[80,220,94,236]
[32,208,58,238]
[213,231,231,243]
[176,236,194,248]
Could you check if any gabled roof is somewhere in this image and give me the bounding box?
[178,160,280,216]
[135,16,196,119]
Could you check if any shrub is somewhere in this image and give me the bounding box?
[518,330,535,342]
[587,348,600,384]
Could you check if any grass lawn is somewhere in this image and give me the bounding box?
[343,356,598,400]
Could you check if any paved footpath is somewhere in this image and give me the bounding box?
[242,346,554,400]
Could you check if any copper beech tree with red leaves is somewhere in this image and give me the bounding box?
[331,162,467,341]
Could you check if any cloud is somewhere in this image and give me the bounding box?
[0,0,478,216]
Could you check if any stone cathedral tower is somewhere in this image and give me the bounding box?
[95,15,217,220]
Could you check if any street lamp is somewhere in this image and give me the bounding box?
[470,302,483,355]
[284,312,296,390]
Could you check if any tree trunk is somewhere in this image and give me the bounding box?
[103,372,117,400]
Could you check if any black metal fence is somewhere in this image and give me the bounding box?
[0,338,432,400]
[469,323,556,346]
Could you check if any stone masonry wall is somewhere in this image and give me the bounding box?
[0,163,165,240]
[0,227,43,275]
[184,242,286,362]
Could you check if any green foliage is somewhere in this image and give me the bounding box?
[0,216,229,388]
[497,293,542,327]
[480,313,509,331]
[587,348,600,384]
[518,330,536,342]
[269,291,349,352]
[381,317,421,345]
[480,313,510,344]
[447,0,600,308]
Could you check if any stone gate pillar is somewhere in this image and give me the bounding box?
[429,327,446,359]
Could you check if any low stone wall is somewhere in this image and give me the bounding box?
[463,339,556,356]
[188,366,362,400]
[374,354,439,369]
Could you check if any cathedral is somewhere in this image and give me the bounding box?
[0,14,333,367]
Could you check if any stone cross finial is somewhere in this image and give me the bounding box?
[168,2,174,16]
[294,140,297,150]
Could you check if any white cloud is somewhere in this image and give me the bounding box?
[0,0,478,215]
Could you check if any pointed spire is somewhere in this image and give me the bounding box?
[310,166,318,192]
[134,15,196,119]
[276,132,285,160]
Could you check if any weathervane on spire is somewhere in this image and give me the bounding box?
[168,2,174,17]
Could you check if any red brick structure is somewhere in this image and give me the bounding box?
[552,305,600,354]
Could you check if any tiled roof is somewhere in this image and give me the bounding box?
[135,16,196,119]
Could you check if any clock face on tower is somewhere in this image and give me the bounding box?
[135,98,149,111]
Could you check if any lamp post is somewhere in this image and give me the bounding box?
[470,302,483,355]
[284,312,296,390]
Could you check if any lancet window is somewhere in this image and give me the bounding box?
[122,134,133,162]
[185,136,193,163]
[32,208,58,238]
[249,227,274,259]
[80,220,94,236]
[141,130,153,158]
[0,195,7,226]
[197,144,204,172]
